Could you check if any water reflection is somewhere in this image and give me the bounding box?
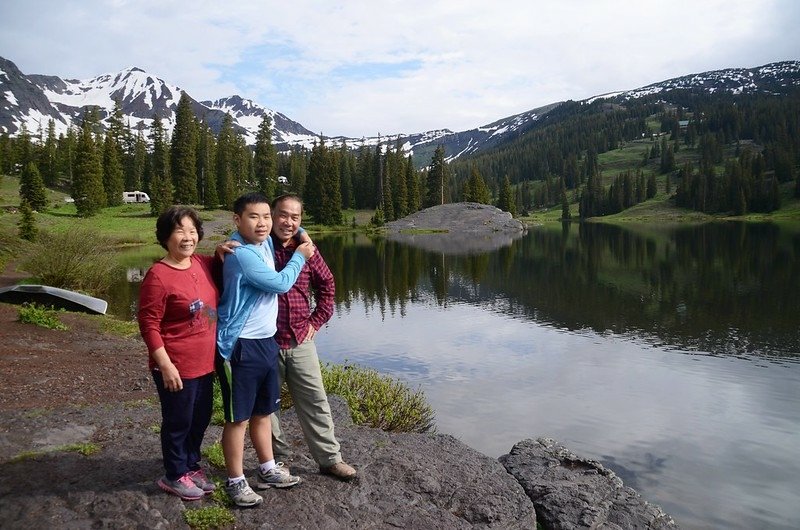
[315,222,800,361]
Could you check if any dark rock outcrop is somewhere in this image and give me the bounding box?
[0,396,678,529]
[501,438,678,529]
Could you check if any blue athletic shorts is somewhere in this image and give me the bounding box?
[216,337,281,423]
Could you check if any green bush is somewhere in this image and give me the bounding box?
[320,362,435,433]
[18,303,68,330]
[201,441,225,469]
[20,227,120,294]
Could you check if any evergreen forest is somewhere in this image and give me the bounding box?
[2,87,799,223]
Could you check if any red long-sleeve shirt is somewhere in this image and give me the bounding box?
[138,254,219,378]
[271,235,335,349]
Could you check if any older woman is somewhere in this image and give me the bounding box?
[138,206,219,500]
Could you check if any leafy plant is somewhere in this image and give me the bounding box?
[320,362,435,433]
[17,303,68,331]
[98,316,139,337]
[183,505,235,529]
[20,227,121,294]
[201,441,225,469]
[59,443,100,456]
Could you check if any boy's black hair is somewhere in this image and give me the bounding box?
[155,206,204,250]
[233,192,270,216]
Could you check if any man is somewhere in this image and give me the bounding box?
[270,193,357,480]
[215,192,315,507]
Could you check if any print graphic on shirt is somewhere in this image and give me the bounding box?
[189,299,204,314]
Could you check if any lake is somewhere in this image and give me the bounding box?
[112,221,800,530]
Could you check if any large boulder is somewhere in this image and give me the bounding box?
[385,202,525,255]
[500,438,678,529]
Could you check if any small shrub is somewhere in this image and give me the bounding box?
[98,316,139,337]
[183,505,235,529]
[10,450,41,462]
[202,441,226,469]
[18,303,68,330]
[20,227,120,294]
[321,362,436,433]
[210,478,232,506]
[58,443,100,456]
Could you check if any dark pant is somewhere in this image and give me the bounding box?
[152,371,214,480]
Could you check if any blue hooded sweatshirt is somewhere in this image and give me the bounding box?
[216,230,306,360]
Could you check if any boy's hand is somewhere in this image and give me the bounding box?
[296,241,316,259]
[215,240,240,261]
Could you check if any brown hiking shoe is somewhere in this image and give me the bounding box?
[320,461,357,481]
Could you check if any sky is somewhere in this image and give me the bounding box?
[1,0,798,138]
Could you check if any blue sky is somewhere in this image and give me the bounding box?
[1,0,798,137]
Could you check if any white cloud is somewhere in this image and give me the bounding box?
[1,0,797,137]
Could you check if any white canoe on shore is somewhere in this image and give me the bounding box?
[0,284,108,315]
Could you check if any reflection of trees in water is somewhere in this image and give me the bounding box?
[317,222,800,359]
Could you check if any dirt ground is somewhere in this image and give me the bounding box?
[0,302,152,414]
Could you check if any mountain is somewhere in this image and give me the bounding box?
[1,56,798,164]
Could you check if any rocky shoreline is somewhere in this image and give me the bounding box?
[0,393,677,529]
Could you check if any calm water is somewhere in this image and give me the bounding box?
[112,222,800,530]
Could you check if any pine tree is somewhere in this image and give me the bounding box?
[20,161,47,211]
[215,114,237,209]
[18,199,37,241]
[15,123,33,171]
[42,119,59,186]
[464,165,491,204]
[381,153,394,221]
[646,172,657,199]
[197,123,218,208]
[149,115,173,215]
[305,140,327,223]
[497,174,516,215]
[171,92,199,204]
[339,142,354,210]
[425,145,448,207]
[254,114,278,199]
[102,134,124,206]
[406,155,420,212]
[391,141,408,218]
[59,126,78,185]
[72,109,106,217]
[149,114,170,194]
[129,128,147,191]
[560,185,571,220]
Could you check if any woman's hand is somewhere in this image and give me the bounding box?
[160,361,183,392]
[151,347,183,391]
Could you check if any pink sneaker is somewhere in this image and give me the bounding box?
[158,474,204,500]
[187,468,216,493]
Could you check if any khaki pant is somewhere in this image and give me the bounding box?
[271,339,342,467]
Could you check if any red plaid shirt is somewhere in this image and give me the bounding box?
[271,234,335,349]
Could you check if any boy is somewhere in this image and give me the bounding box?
[216,192,315,507]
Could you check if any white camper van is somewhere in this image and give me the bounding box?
[122,191,150,203]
